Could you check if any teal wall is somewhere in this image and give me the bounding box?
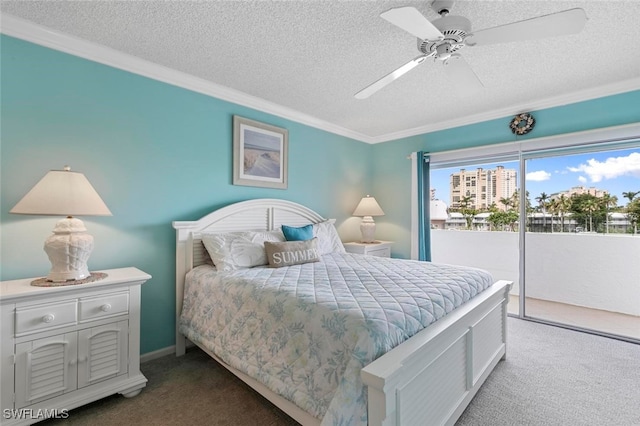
[0,36,371,354]
[372,90,640,259]
[2,34,638,354]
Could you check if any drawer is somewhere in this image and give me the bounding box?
[15,300,78,336]
[367,247,390,257]
[79,292,129,322]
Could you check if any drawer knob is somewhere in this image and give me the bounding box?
[100,303,112,312]
[42,314,55,323]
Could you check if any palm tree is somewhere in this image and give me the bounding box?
[582,197,599,232]
[459,196,477,230]
[556,194,571,232]
[628,199,640,235]
[547,198,560,232]
[622,191,639,203]
[599,193,618,233]
[535,192,550,232]
[512,190,520,210]
[510,189,533,230]
[459,195,472,209]
[622,191,640,234]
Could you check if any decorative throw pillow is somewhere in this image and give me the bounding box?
[282,224,313,241]
[264,238,321,268]
[313,220,346,255]
[201,230,285,271]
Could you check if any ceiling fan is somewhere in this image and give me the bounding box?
[355,0,587,99]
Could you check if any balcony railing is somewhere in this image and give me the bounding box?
[431,230,640,339]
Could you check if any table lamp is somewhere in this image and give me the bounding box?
[10,166,112,283]
[352,195,385,243]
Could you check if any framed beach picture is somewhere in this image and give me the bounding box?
[233,116,288,189]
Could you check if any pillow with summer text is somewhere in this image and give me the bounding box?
[264,238,321,268]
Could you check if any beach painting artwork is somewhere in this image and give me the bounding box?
[233,116,288,189]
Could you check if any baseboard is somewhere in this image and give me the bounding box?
[140,346,175,363]
[140,341,196,363]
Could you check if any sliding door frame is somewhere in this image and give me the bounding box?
[425,123,640,343]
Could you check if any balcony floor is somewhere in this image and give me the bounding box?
[508,295,640,340]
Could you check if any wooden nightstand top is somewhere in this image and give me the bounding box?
[343,241,393,257]
[343,240,393,247]
[0,267,151,302]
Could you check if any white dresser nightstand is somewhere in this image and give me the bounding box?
[343,241,393,258]
[0,267,150,425]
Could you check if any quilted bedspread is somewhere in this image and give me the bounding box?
[179,252,494,425]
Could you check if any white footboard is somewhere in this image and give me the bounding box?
[362,280,512,426]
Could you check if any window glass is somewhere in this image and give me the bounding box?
[429,142,640,336]
[524,147,640,340]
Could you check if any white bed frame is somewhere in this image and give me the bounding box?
[173,198,512,426]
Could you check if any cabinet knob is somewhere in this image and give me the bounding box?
[41,314,55,323]
[100,303,112,312]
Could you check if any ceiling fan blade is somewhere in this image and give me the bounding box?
[355,55,431,99]
[465,8,587,46]
[444,54,484,91]
[381,7,444,41]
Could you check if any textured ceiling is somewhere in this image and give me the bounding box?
[2,0,640,142]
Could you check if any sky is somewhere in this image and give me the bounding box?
[431,147,640,208]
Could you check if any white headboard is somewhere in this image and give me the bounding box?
[172,198,327,355]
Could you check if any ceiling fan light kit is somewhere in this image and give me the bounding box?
[355,1,588,99]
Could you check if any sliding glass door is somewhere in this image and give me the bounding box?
[429,159,522,315]
[523,146,640,340]
[428,136,640,342]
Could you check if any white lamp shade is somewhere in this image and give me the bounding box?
[10,167,112,216]
[353,195,384,243]
[10,166,111,282]
[352,195,385,217]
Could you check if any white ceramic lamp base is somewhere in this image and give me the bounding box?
[44,217,94,282]
[359,216,377,243]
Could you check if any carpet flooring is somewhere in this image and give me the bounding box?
[40,318,640,426]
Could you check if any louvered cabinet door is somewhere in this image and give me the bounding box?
[14,333,78,409]
[77,320,129,388]
[2,268,150,420]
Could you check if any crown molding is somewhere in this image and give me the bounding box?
[368,77,640,144]
[0,14,373,144]
[2,13,638,145]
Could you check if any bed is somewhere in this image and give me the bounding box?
[173,198,512,426]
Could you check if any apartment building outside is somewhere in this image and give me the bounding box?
[550,185,609,201]
[449,166,517,211]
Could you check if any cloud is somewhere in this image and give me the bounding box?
[578,176,587,183]
[526,170,551,181]
[567,152,640,183]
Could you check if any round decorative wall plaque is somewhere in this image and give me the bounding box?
[509,113,535,135]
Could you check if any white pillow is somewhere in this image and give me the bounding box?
[313,220,346,255]
[201,230,285,271]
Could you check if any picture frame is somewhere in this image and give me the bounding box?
[233,116,288,189]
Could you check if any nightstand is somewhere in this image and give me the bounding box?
[0,267,150,425]
[343,241,393,258]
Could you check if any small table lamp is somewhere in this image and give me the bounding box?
[10,166,112,282]
[352,195,385,243]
